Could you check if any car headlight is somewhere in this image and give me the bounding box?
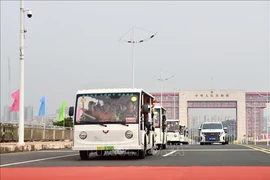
[125,130,133,139]
[79,131,87,140]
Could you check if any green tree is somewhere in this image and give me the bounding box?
[53,117,73,127]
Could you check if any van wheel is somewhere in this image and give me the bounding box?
[79,151,89,160]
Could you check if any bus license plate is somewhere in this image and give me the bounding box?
[97,146,114,150]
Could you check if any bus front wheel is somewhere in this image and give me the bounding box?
[79,151,89,160]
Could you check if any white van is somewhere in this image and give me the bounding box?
[198,122,227,145]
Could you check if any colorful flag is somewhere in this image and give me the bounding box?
[38,95,46,116]
[10,89,20,112]
[58,101,67,121]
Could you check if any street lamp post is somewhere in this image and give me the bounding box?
[119,26,156,88]
[173,89,176,120]
[18,0,32,146]
[153,69,175,107]
[266,92,269,146]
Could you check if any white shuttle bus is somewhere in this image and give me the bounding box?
[166,119,189,145]
[153,105,167,150]
[68,88,156,160]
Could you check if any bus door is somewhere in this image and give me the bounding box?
[141,93,153,144]
[161,113,167,145]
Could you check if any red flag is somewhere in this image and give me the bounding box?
[10,89,20,112]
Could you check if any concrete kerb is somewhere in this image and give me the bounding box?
[0,141,73,154]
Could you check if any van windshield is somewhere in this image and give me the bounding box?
[75,93,140,124]
[202,123,222,129]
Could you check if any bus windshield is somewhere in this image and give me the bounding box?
[167,121,180,132]
[154,108,160,128]
[75,93,140,124]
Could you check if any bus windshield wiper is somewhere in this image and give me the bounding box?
[99,123,107,127]
[120,122,129,126]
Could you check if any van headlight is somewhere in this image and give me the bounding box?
[125,130,133,139]
[79,131,87,140]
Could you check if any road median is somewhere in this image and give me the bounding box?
[0,141,72,154]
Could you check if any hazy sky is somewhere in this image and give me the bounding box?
[1,1,269,116]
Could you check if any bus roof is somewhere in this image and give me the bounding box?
[76,88,154,98]
[166,119,180,122]
[154,105,166,111]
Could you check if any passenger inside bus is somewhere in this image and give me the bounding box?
[119,101,137,120]
[92,101,115,122]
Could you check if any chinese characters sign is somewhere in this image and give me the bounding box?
[195,93,229,98]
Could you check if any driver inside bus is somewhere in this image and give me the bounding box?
[80,101,97,121]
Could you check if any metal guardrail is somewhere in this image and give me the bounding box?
[0,123,73,142]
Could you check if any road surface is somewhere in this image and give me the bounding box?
[1,144,269,180]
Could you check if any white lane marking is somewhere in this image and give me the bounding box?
[164,149,254,152]
[37,150,76,153]
[181,149,254,152]
[162,150,176,157]
[0,154,78,167]
[0,150,75,156]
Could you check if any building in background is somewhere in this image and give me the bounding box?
[151,92,179,120]
[150,90,270,138]
[3,106,11,123]
[24,105,34,121]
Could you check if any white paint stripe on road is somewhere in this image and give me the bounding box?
[0,154,78,167]
[180,149,255,152]
[37,150,76,153]
[162,150,176,157]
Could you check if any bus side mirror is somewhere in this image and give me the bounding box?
[162,115,166,121]
[142,104,149,114]
[69,107,74,116]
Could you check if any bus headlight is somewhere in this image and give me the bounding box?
[125,130,133,139]
[79,131,87,140]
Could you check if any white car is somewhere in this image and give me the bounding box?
[198,122,227,145]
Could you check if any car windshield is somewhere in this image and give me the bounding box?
[202,123,222,129]
[75,93,139,124]
[167,121,180,132]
